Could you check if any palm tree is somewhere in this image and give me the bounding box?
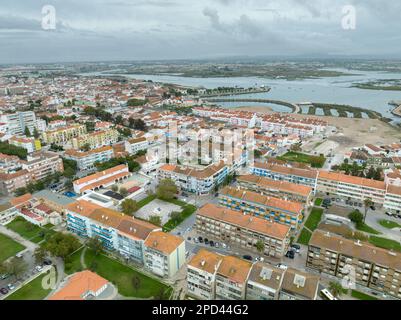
[328,281,343,298]
[363,198,373,223]
[255,240,265,254]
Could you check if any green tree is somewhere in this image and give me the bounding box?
[149,215,162,226]
[33,127,40,139]
[6,257,28,280]
[131,275,142,293]
[119,187,128,197]
[328,281,343,298]
[254,149,263,159]
[24,126,31,137]
[87,236,104,256]
[156,179,178,201]
[363,198,373,223]
[255,240,265,254]
[34,247,47,264]
[121,199,138,216]
[111,185,119,192]
[63,167,75,179]
[41,232,81,261]
[348,210,364,225]
[170,211,182,223]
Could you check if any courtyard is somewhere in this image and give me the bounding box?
[134,199,182,225]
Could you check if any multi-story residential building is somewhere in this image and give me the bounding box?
[157,161,229,195]
[250,162,319,192]
[66,200,161,266]
[187,249,320,300]
[144,231,186,278]
[196,203,291,258]
[125,137,148,155]
[237,174,313,204]
[73,164,130,194]
[317,171,386,205]
[218,186,305,232]
[279,268,319,300]
[42,124,87,145]
[246,262,285,300]
[307,230,401,299]
[215,255,252,300]
[64,146,114,170]
[72,129,119,150]
[0,153,21,172]
[20,151,64,181]
[0,169,32,195]
[384,185,401,213]
[0,111,36,135]
[187,249,223,300]
[9,136,41,153]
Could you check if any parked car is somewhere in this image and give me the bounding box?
[215,242,219,248]
[35,265,43,272]
[209,241,215,247]
[276,263,288,270]
[0,287,9,295]
[16,251,24,258]
[204,239,209,245]
[243,255,253,261]
[198,237,203,243]
[194,238,199,243]
[43,259,52,266]
[370,206,376,211]
[221,243,227,249]
[7,284,15,290]
[385,211,394,217]
[291,244,301,253]
[286,251,295,259]
[0,274,10,280]
[187,237,192,241]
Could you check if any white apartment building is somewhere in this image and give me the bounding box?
[0,111,37,135]
[64,146,114,170]
[124,137,149,155]
[187,249,223,300]
[20,152,64,181]
[144,231,186,278]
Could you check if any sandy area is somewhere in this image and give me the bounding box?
[223,105,401,151]
[293,113,401,151]
[229,106,274,114]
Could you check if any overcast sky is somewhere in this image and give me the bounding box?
[1,0,401,64]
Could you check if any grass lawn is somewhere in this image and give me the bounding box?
[163,203,197,232]
[314,198,323,206]
[379,219,401,229]
[351,290,378,301]
[0,233,26,263]
[6,217,57,244]
[304,207,323,231]
[369,236,401,252]
[356,222,381,235]
[84,249,171,298]
[136,194,157,210]
[64,247,85,275]
[6,217,43,240]
[277,151,326,168]
[297,228,312,245]
[5,273,52,300]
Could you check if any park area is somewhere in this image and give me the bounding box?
[5,273,52,300]
[65,248,172,299]
[0,233,25,263]
[278,151,326,168]
[6,217,55,244]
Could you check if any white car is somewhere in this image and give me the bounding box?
[35,265,43,272]
[222,243,227,249]
[276,263,288,270]
[7,284,15,290]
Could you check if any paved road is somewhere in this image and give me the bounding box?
[365,209,401,242]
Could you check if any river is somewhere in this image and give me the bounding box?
[80,69,401,121]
